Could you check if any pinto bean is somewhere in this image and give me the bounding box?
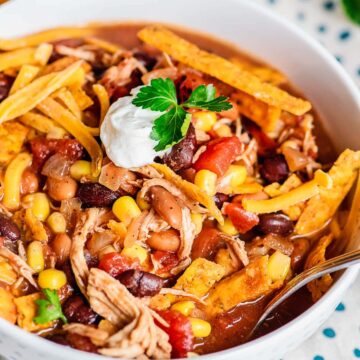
[0,214,21,241]
[117,270,164,297]
[20,169,39,195]
[163,124,196,172]
[63,295,99,325]
[147,229,180,252]
[191,226,224,260]
[77,183,120,208]
[150,186,182,229]
[47,177,78,201]
[291,238,310,271]
[257,214,294,236]
[51,233,72,265]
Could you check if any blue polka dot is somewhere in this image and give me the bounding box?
[323,1,335,11]
[323,327,336,338]
[357,67,360,77]
[314,356,325,360]
[335,55,343,63]
[339,30,351,41]
[318,24,327,33]
[297,12,305,21]
[336,302,345,311]
[268,0,277,4]
[354,348,360,358]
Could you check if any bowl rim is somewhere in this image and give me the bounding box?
[0,0,360,359]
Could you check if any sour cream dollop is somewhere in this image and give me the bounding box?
[100,86,168,168]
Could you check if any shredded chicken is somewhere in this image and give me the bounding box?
[178,207,196,260]
[123,210,149,248]
[70,208,106,297]
[0,247,37,288]
[87,268,171,359]
[236,138,258,175]
[159,288,206,305]
[64,323,109,346]
[142,67,178,84]
[56,45,96,63]
[138,209,169,241]
[131,165,163,179]
[221,235,249,268]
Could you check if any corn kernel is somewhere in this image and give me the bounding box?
[46,212,66,234]
[23,192,50,222]
[46,126,67,139]
[225,165,247,188]
[194,170,217,196]
[38,269,67,290]
[70,160,91,180]
[136,191,150,210]
[26,241,44,273]
[171,301,195,316]
[112,196,141,224]
[98,245,117,260]
[193,111,217,132]
[215,124,232,137]
[121,244,148,264]
[268,251,291,282]
[189,318,212,338]
[218,217,239,236]
[107,220,127,239]
[191,213,203,235]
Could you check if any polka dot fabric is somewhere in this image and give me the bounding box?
[251,3,360,358]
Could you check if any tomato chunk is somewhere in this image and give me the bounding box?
[156,310,194,358]
[152,251,179,274]
[224,202,259,234]
[193,136,242,176]
[29,137,84,170]
[98,252,140,278]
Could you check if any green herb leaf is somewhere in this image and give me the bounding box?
[33,289,67,325]
[132,78,178,111]
[132,78,232,150]
[342,0,360,25]
[150,108,190,151]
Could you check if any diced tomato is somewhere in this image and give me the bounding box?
[224,202,259,234]
[245,121,277,157]
[156,310,194,358]
[178,70,207,102]
[98,252,140,278]
[191,226,225,260]
[29,137,84,171]
[193,136,242,176]
[152,251,179,274]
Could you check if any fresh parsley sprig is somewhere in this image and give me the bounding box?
[342,0,360,25]
[132,78,232,151]
[33,288,67,324]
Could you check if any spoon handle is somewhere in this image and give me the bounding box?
[251,248,360,335]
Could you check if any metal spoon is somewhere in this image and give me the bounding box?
[249,248,360,338]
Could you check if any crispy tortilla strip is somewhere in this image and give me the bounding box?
[138,26,311,115]
[0,121,29,166]
[295,149,360,235]
[206,256,283,317]
[85,37,122,54]
[0,27,95,51]
[9,65,40,95]
[230,57,286,86]
[0,288,17,324]
[151,163,224,224]
[305,234,334,302]
[19,111,60,134]
[231,91,281,133]
[0,60,84,124]
[0,48,36,72]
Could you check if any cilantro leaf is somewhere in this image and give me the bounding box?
[132,78,178,111]
[183,84,233,112]
[33,289,67,324]
[150,108,190,151]
[342,0,360,25]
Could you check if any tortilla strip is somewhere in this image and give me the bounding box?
[295,149,360,235]
[0,27,95,51]
[151,163,224,224]
[138,26,311,116]
[231,91,281,133]
[304,234,334,301]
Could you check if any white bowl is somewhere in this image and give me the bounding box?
[0,0,360,359]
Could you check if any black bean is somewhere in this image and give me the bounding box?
[117,270,164,297]
[260,154,289,184]
[163,124,197,172]
[0,73,11,101]
[77,183,120,208]
[133,51,157,71]
[214,193,229,210]
[257,213,294,236]
[63,295,99,325]
[0,214,21,241]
